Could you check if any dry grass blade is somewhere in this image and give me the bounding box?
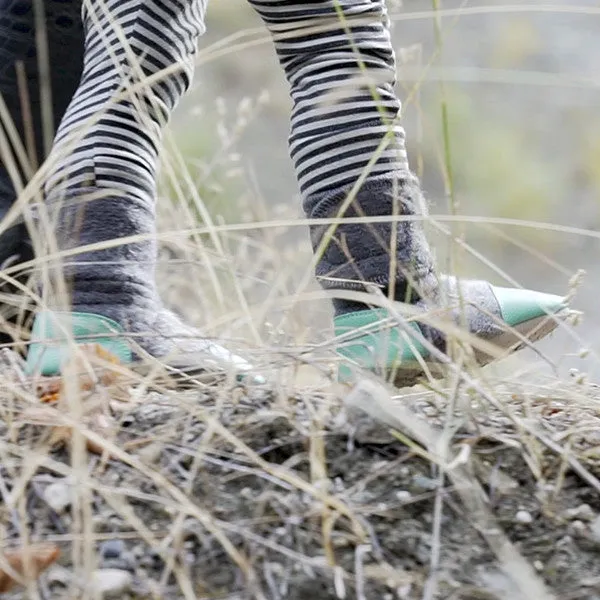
[0,1,599,598]
[344,379,557,600]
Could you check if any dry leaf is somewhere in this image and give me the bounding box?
[35,344,123,403]
[0,543,60,593]
[47,413,117,456]
[48,425,73,449]
[16,345,126,459]
[85,413,117,456]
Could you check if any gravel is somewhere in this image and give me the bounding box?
[3,375,600,598]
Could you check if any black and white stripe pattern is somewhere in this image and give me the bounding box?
[45,0,207,205]
[32,0,424,313]
[248,0,409,202]
[44,0,408,211]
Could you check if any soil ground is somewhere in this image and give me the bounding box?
[2,357,600,600]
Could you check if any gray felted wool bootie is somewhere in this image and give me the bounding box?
[308,173,574,387]
[24,192,259,386]
[310,173,438,315]
[19,0,255,386]
[335,274,574,388]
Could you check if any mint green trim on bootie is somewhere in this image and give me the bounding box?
[25,311,133,377]
[334,308,428,383]
[333,287,568,385]
[491,286,565,327]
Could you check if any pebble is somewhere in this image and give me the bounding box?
[515,510,533,524]
[140,550,162,569]
[395,490,412,502]
[137,442,163,464]
[100,540,125,560]
[43,481,72,514]
[569,520,587,534]
[45,564,72,586]
[564,503,596,522]
[91,569,133,597]
[411,475,438,491]
[589,515,600,543]
[240,487,253,499]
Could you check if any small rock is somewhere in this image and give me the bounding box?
[397,583,413,599]
[137,442,163,464]
[43,481,72,514]
[332,536,350,548]
[411,475,438,492]
[564,503,595,522]
[91,569,133,597]
[139,550,162,569]
[533,560,544,572]
[101,556,136,573]
[395,490,412,502]
[46,564,72,586]
[569,519,586,535]
[398,466,411,478]
[589,515,600,543]
[240,487,253,499]
[515,510,533,524]
[100,540,125,560]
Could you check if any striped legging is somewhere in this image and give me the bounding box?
[0,0,434,309]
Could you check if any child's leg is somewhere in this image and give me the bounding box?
[0,0,84,261]
[26,0,253,376]
[248,0,436,312]
[250,0,570,385]
[37,0,208,355]
[43,0,206,307]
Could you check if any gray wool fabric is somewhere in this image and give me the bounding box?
[416,275,504,350]
[309,173,436,314]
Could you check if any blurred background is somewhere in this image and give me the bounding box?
[157,0,600,380]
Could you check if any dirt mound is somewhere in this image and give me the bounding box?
[2,369,600,599]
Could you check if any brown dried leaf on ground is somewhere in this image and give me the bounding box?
[36,343,123,403]
[17,343,124,458]
[45,411,117,456]
[0,543,60,593]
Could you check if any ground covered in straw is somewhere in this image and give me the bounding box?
[2,355,600,599]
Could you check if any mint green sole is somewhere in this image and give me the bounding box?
[24,311,133,377]
[24,310,265,387]
[334,308,429,385]
[334,293,569,387]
